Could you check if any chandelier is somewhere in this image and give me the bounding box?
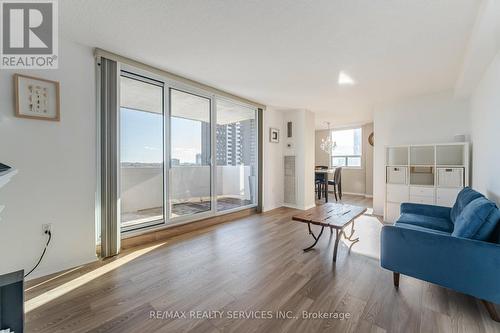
[320,122,337,154]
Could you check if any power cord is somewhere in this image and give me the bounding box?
[24,230,52,278]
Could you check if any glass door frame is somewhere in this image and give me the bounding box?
[119,68,166,232]
[119,64,259,234]
[213,95,259,215]
[166,83,216,225]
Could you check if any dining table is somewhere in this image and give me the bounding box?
[315,168,335,202]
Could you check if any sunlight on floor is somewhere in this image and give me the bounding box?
[25,242,165,313]
[25,265,84,292]
[340,213,382,260]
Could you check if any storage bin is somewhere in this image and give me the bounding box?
[437,168,464,187]
[387,167,407,184]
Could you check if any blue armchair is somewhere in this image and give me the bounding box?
[381,187,500,322]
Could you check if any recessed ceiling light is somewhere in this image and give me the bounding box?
[338,71,355,85]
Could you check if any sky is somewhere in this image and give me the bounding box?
[120,108,202,164]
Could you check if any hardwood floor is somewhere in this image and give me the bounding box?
[25,195,499,333]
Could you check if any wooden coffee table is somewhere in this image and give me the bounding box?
[292,203,367,261]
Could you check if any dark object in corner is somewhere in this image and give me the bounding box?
[0,270,24,333]
[0,163,11,173]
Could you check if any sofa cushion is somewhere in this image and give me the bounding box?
[452,197,500,240]
[400,202,451,219]
[450,187,484,223]
[394,221,451,236]
[397,213,454,233]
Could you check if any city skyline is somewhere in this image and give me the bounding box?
[121,108,256,166]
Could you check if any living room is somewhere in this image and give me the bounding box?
[0,1,499,332]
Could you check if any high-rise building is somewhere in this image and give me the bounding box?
[215,119,256,166]
[216,125,227,165]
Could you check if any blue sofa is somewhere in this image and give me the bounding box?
[381,187,500,321]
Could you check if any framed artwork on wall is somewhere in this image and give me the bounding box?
[14,74,60,121]
[269,128,280,143]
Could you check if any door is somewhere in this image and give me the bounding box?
[169,88,212,220]
[119,72,165,231]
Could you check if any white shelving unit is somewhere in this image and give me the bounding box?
[384,142,469,223]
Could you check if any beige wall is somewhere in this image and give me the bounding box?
[315,123,373,196]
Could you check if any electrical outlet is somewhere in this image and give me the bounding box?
[42,223,52,234]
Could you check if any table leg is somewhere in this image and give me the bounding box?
[325,182,328,202]
[304,223,325,251]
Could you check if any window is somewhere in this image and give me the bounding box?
[331,128,362,167]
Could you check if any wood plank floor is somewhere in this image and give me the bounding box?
[25,195,499,333]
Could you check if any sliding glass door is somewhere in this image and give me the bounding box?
[169,88,212,219]
[117,67,258,232]
[215,99,257,211]
[119,73,165,231]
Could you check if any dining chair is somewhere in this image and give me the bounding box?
[328,167,342,201]
[315,166,328,200]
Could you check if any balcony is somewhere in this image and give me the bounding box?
[120,164,255,228]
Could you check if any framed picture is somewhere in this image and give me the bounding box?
[269,128,280,143]
[14,74,60,121]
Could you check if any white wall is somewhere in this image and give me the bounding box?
[373,91,470,215]
[283,109,315,210]
[0,39,97,279]
[263,107,315,212]
[470,49,500,204]
[315,123,374,196]
[302,110,316,209]
[262,107,284,211]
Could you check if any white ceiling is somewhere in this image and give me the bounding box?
[60,0,481,128]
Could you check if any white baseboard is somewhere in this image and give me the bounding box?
[283,203,316,210]
[333,191,373,198]
[341,191,365,197]
[26,254,98,281]
[263,203,283,212]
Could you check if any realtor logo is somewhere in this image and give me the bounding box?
[0,0,58,68]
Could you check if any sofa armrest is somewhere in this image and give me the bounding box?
[400,202,451,219]
[381,225,500,304]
